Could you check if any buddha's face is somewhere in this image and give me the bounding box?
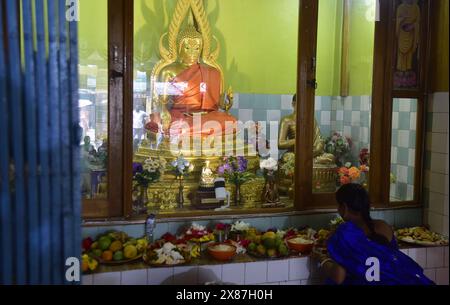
[179,38,202,66]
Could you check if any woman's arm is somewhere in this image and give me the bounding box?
[320,257,347,285]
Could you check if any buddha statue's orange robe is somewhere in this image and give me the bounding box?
[147,64,236,137]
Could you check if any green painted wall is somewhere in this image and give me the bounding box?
[79,0,376,96]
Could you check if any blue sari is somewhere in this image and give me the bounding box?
[326,221,435,285]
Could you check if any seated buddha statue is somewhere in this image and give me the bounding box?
[278,94,336,194]
[145,23,236,139]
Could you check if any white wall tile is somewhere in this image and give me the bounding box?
[408,248,427,268]
[423,269,436,282]
[398,130,410,148]
[148,267,174,285]
[429,172,448,194]
[173,266,198,285]
[428,211,444,234]
[121,269,147,285]
[399,99,411,112]
[82,275,93,285]
[93,272,121,285]
[430,92,449,113]
[279,280,302,285]
[432,113,449,133]
[429,192,446,214]
[426,247,445,268]
[410,112,417,131]
[238,109,253,123]
[400,249,409,256]
[245,262,268,284]
[430,153,449,175]
[222,263,245,285]
[281,95,294,110]
[289,257,310,281]
[392,112,399,129]
[198,265,222,285]
[267,259,289,283]
[445,247,449,267]
[435,268,449,285]
[430,133,448,154]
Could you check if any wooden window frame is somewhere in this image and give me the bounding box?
[83,0,432,220]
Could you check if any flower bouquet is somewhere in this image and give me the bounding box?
[260,158,281,206]
[229,220,251,241]
[132,157,166,214]
[324,132,353,166]
[168,155,194,209]
[217,156,253,206]
[337,163,369,188]
[181,223,215,252]
[214,223,231,243]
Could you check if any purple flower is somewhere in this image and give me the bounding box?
[237,156,248,173]
[133,162,143,176]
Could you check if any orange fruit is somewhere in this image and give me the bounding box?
[101,250,113,261]
[81,260,89,272]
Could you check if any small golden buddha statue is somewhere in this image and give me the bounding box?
[278,94,335,164]
[200,160,215,188]
[278,94,336,194]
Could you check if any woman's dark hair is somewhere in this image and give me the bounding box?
[336,183,390,246]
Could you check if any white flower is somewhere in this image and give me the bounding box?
[344,162,352,168]
[260,157,278,171]
[231,220,250,232]
[276,230,286,239]
[190,223,206,232]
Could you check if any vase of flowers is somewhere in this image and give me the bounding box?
[337,162,369,188]
[260,158,280,206]
[169,155,194,209]
[324,132,352,167]
[214,223,231,243]
[217,156,252,206]
[132,157,166,214]
[229,220,251,242]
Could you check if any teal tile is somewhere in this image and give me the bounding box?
[239,93,254,109]
[410,100,417,112]
[351,126,360,140]
[360,111,370,127]
[321,97,332,111]
[254,94,269,109]
[391,130,398,145]
[82,227,99,239]
[289,215,308,228]
[168,221,189,235]
[409,131,416,148]
[321,126,331,138]
[122,224,145,238]
[271,216,290,230]
[253,109,267,123]
[154,222,169,239]
[352,96,361,110]
[397,147,409,166]
[397,183,407,201]
[230,109,239,118]
[315,111,321,122]
[399,112,411,130]
[267,94,281,109]
[407,166,415,185]
[393,99,400,112]
[344,111,352,124]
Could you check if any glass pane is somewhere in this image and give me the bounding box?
[313,0,375,193]
[390,98,417,202]
[78,0,108,200]
[393,0,424,90]
[132,0,299,215]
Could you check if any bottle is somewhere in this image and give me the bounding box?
[145,214,156,243]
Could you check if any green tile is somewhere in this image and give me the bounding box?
[397,147,409,166]
[239,94,254,109]
[352,96,361,110]
[393,99,400,112]
[407,166,415,185]
[410,100,418,112]
[344,111,352,124]
[409,131,416,148]
[399,112,411,130]
[321,96,332,111]
[391,130,398,145]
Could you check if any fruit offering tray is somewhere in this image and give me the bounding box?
[83,231,148,265]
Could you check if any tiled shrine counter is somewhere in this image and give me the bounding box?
[82,245,449,285]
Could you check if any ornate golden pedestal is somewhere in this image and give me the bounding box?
[312,164,338,193]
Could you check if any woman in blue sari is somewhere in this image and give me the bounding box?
[314,184,434,285]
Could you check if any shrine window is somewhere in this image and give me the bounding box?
[80,0,431,220]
